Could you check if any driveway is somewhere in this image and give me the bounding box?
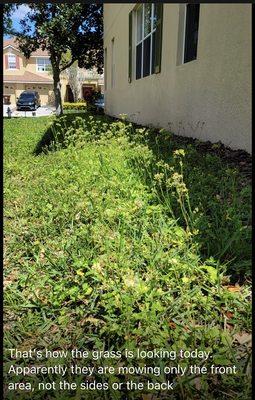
[3,105,55,118]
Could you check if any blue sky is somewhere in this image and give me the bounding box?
[5,4,31,38]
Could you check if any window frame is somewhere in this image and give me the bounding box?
[182,4,200,64]
[36,57,51,72]
[111,38,115,88]
[7,53,17,70]
[135,3,157,80]
[104,48,107,91]
[181,6,187,64]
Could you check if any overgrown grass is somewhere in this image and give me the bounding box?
[4,113,251,399]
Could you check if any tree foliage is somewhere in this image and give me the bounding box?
[3,4,18,35]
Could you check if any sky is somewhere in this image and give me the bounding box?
[4,4,31,38]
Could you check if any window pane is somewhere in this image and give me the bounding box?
[104,48,107,90]
[136,43,142,79]
[111,38,115,88]
[37,58,50,71]
[129,11,133,82]
[151,31,156,74]
[143,36,151,77]
[8,54,16,69]
[144,3,152,37]
[136,6,143,43]
[153,3,159,30]
[184,4,200,63]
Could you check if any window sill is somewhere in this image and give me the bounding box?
[135,71,161,82]
[177,58,198,67]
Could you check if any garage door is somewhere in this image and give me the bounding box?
[25,85,51,106]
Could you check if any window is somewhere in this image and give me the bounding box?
[111,38,115,88]
[183,4,200,63]
[37,58,51,72]
[129,4,163,82]
[7,54,17,69]
[135,4,159,79]
[104,48,107,91]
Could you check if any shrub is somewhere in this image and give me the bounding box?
[62,102,87,110]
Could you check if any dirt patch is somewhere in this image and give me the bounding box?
[173,135,252,184]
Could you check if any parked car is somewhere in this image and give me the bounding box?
[16,91,41,111]
[93,94,104,111]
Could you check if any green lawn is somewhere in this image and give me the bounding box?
[4,113,251,399]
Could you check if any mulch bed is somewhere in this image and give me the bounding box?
[101,113,252,186]
[170,134,252,185]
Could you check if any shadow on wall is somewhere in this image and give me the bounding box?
[167,120,206,137]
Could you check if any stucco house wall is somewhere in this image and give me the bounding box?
[104,4,251,153]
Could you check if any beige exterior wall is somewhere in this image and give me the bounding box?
[104,4,251,153]
[3,47,26,76]
[26,56,50,78]
[3,85,16,105]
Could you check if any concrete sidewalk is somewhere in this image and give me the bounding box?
[3,105,55,118]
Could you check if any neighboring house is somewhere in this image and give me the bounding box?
[3,38,54,106]
[64,67,104,102]
[3,38,104,106]
[104,4,251,153]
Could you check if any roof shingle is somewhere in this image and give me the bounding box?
[4,37,50,57]
[4,71,53,84]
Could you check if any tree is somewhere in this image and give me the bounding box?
[65,61,84,103]
[3,4,18,35]
[13,4,103,115]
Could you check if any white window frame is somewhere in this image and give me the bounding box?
[135,3,157,79]
[7,53,17,70]
[36,57,51,72]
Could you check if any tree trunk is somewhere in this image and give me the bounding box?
[73,87,79,103]
[53,68,63,116]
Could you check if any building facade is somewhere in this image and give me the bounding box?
[3,38,104,106]
[3,38,54,106]
[104,4,251,153]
